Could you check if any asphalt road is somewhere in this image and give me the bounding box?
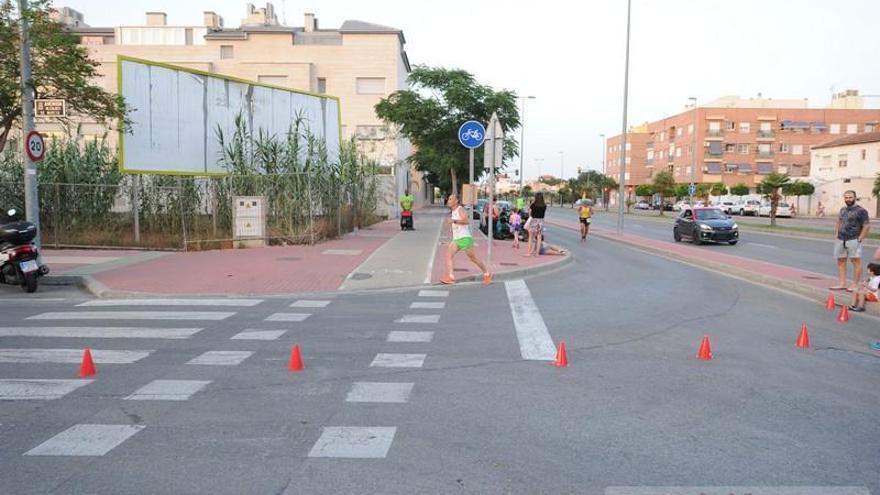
[551,206,879,280]
[0,232,878,494]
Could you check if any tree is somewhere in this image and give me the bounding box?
[651,171,675,216]
[710,183,728,198]
[521,185,533,197]
[674,183,690,199]
[375,66,519,195]
[695,183,711,203]
[783,180,815,216]
[758,172,791,226]
[730,183,750,199]
[634,184,654,198]
[0,1,127,151]
[874,173,880,217]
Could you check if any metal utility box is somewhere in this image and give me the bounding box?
[233,196,267,248]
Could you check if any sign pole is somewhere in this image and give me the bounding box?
[18,0,40,248]
[468,147,474,229]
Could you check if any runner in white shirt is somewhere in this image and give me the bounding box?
[440,194,492,285]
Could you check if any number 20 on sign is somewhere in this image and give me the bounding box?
[25,131,45,162]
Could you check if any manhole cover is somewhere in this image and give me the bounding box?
[801,275,823,280]
[276,257,301,262]
[500,262,518,267]
[350,272,372,280]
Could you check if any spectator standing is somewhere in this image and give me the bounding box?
[527,193,547,256]
[831,190,871,291]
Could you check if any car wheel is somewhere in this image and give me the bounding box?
[692,228,702,245]
[673,227,681,242]
[739,209,745,216]
[728,240,738,245]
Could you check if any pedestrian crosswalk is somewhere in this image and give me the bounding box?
[28,311,236,321]
[0,348,152,364]
[0,379,93,400]
[0,326,202,339]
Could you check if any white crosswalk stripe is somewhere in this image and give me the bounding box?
[28,311,235,321]
[308,427,396,458]
[25,424,145,456]
[504,280,557,361]
[77,299,262,307]
[396,314,440,324]
[0,379,93,400]
[0,327,202,339]
[265,313,311,322]
[290,300,331,308]
[346,382,414,403]
[187,351,253,366]
[0,348,152,364]
[409,301,445,309]
[125,380,212,401]
[370,353,426,368]
[418,290,448,297]
[387,331,434,343]
[230,329,287,341]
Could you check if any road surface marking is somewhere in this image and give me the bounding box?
[78,299,262,307]
[25,424,145,456]
[346,382,414,403]
[387,331,434,343]
[308,427,396,458]
[0,349,151,364]
[0,379,93,400]
[396,314,440,324]
[410,301,445,309]
[290,300,332,308]
[418,290,448,297]
[370,353,426,368]
[265,313,311,322]
[42,256,119,265]
[230,330,287,341]
[748,242,779,249]
[187,351,253,366]
[28,311,235,321]
[504,280,557,361]
[125,380,212,401]
[0,298,66,303]
[322,249,363,256]
[0,327,202,339]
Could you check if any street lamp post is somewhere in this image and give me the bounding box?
[600,133,607,209]
[559,151,565,180]
[518,96,536,194]
[617,0,632,234]
[689,97,697,205]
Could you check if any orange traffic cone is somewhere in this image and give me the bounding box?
[554,341,568,368]
[796,323,810,349]
[696,335,713,361]
[838,305,849,323]
[79,348,96,377]
[825,293,836,311]
[288,344,304,372]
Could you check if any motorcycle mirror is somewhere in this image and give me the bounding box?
[7,209,15,217]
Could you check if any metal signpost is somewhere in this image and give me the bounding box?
[483,113,503,269]
[458,120,486,224]
[18,0,41,247]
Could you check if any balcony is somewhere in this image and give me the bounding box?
[756,130,775,141]
[703,152,724,162]
[755,150,774,161]
[705,129,724,140]
[646,159,654,166]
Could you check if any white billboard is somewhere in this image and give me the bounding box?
[117,55,341,175]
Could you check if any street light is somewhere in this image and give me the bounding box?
[600,134,606,175]
[518,95,536,193]
[617,0,632,234]
[689,96,697,205]
[559,151,565,179]
[600,133,607,209]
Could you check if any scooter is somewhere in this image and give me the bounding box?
[0,208,49,293]
[400,210,414,231]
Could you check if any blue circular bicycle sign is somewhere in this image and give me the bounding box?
[458,120,486,149]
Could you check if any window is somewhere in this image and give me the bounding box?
[676,148,682,157]
[625,156,631,164]
[677,127,683,137]
[738,144,750,154]
[758,143,771,153]
[725,121,736,131]
[866,123,877,132]
[647,150,655,160]
[725,163,739,173]
[779,143,790,153]
[725,143,736,153]
[688,123,694,134]
[220,45,233,59]
[830,124,841,134]
[846,124,858,134]
[759,122,772,132]
[739,122,751,133]
[660,131,666,142]
[626,143,631,151]
[258,75,287,86]
[708,122,721,131]
[861,149,867,160]
[838,153,848,167]
[791,144,803,155]
[317,78,327,94]
[356,77,386,95]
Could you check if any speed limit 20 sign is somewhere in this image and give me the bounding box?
[25,130,45,162]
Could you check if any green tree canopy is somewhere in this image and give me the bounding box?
[651,171,675,215]
[634,184,654,197]
[710,183,728,197]
[0,0,127,151]
[674,183,690,199]
[758,172,791,226]
[374,66,519,194]
[730,183,750,197]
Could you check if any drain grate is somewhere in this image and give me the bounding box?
[350,272,372,280]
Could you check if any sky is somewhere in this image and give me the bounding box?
[58,0,880,181]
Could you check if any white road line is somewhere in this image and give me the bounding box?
[124,380,211,401]
[0,379,93,400]
[290,300,332,308]
[424,218,444,284]
[346,382,414,403]
[187,351,253,366]
[418,290,448,297]
[322,249,363,256]
[370,353,426,368]
[0,349,152,364]
[25,424,145,456]
[0,327,202,339]
[409,301,445,309]
[387,331,434,343]
[230,330,287,341]
[42,256,119,265]
[265,313,311,322]
[504,280,557,361]
[747,242,779,249]
[396,314,440,324]
[28,311,235,321]
[308,427,396,458]
[77,299,262,307]
[0,298,67,303]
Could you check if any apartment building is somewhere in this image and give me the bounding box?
[42,3,423,210]
[605,91,880,193]
[809,132,880,217]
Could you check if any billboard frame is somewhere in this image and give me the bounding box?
[116,54,343,176]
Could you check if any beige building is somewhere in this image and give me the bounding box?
[44,3,424,212]
[809,132,880,217]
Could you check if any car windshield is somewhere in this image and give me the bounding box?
[695,209,726,220]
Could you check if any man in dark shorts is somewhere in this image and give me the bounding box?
[831,190,870,291]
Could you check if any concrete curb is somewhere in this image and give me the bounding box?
[42,250,573,299]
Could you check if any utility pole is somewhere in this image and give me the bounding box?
[689,97,697,206]
[18,0,41,246]
[518,96,535,194]
[617,0,632,234]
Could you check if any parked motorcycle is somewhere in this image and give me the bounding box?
[0,208,49,293]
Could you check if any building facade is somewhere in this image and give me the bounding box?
[605,92,880,195]
[809,132,880,217]
[42,3,424,212]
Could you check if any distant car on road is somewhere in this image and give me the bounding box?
[758,202,793,218]
[672,201,690,212]
[673,207,739,245]
[734,199,761,216]
[635,201,651,210]
[474,199,488,220]
[716,201,736,214]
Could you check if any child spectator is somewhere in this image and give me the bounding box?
[849,262,880,313]
[509,208,522,249]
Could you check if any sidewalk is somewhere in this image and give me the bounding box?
[42,206,567,297]
[546,218,880,317]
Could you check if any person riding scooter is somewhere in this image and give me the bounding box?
[400,189,415,231]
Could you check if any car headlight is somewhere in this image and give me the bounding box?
[732,223,738,229]
[700,224,713,231]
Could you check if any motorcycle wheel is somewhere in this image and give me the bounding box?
[22,272,38,293]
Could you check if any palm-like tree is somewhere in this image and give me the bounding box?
[759,172,791,226]
[873,172,880,217]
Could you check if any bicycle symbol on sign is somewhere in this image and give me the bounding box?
[461,128,483,142]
